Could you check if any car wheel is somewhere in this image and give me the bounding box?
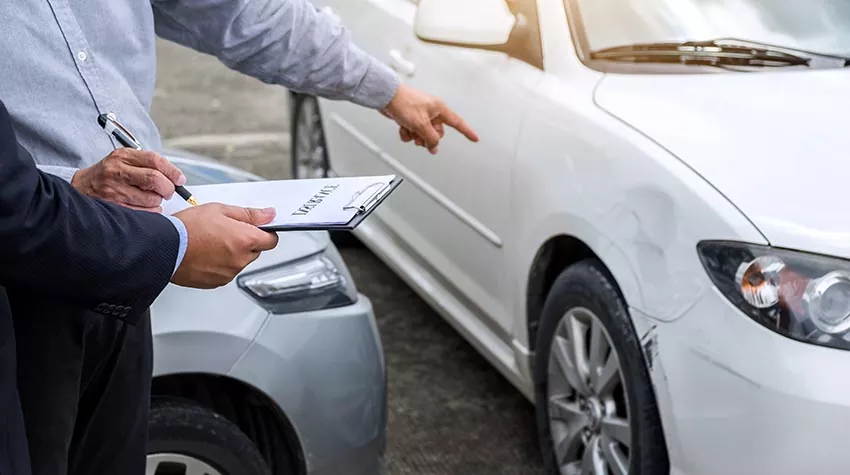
[534,260,668,475]
[290,94,360,247]
[291,95,330,180]
[147,400,271,475]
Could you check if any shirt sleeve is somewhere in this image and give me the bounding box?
[164,214,189,275]
[151,0,400,109]
[37,164,79,183]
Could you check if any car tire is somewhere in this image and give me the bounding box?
[147,400,272,475]
[533,259,668,475]
[290,94,360,248]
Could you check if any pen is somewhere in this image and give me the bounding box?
[97,112,199,206]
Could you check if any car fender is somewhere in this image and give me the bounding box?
[508,87,767,353]
[150,281,271,377]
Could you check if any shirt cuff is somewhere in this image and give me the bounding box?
[352,51,401,110]
[164,215,189,276]
[37,164,80,183]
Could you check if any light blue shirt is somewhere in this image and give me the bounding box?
[0,0,399,273]
[164,215,189,273]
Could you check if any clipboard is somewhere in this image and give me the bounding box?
[257,176,404,232]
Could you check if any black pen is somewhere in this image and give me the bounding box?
[97,112,199,206]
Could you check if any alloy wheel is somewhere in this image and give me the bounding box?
[146,453,224,475]
[294,98,328,179]
[547,307,631,475]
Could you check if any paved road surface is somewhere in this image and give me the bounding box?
[153,39,544,475]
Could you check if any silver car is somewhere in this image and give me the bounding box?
[144,149,387,475]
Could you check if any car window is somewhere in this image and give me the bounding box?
[574,0,850,56]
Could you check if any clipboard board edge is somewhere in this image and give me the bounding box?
[259,177,404,232]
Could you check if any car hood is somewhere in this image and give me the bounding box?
[594,69,850,259]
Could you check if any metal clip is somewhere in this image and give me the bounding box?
[343,182,388,212]
[98,112,142,149]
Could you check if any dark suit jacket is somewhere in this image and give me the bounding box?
[0,99,180,474]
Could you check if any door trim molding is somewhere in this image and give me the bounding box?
[329,112,503,248]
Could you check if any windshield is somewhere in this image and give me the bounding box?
[574,0,850,57]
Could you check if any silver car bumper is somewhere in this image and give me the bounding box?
[229,294,387,475]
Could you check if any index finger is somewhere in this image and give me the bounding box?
[126,167,176,199]
[123,150,186,186]
[438,105,479,143]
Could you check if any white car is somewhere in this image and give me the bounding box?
[290,0,850,474]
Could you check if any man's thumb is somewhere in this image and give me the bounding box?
[223,205,277,226]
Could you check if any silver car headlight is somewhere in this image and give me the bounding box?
[698,241,850,350]
[237,249,358,314]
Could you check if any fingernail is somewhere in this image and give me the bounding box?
[176,174,187,186]
[263,207,276,216]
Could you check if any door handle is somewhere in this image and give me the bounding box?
[388,49,416,77]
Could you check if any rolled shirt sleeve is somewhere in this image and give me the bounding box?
[151,0,400,109]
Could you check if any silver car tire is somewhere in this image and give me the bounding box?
[533,260,669,475]
[147,400,272,475]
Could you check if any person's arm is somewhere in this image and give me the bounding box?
[150,0,478,153]
[0,100,180,324]
[150,0,399,109]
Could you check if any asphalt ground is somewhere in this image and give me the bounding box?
[153,39,544,475]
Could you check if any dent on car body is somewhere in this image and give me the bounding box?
[599,185,706,322]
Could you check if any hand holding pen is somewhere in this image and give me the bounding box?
[97,113,198,206]
[68,113,194,212]
[76,113,283,289]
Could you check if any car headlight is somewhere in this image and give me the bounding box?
[698,241,850,350]
[237,250,357,314]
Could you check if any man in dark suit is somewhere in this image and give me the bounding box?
[0,98,280,474]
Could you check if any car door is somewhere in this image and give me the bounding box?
[317,0,544,337]
[379,1,545,337]
[312,0,425,236]
[313,0,419,185]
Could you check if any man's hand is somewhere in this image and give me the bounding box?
[71,148,187,213]
[380,83,479,154]
[171,203,280,289]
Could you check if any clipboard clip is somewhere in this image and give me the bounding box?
[343,181,392,213]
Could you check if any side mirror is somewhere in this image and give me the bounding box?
[413,0,517,47]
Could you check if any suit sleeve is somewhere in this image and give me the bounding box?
[0,100,180,324]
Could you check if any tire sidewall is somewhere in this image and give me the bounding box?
[290,95,329,180]
[147,401,271,475]
[147,439,247,475]
[533,260,665,475]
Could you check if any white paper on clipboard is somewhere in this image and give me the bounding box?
[161,174,399,230]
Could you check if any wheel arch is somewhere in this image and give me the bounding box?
[521,224,642,357]
[151,372,305,475]
[526,234,627,354]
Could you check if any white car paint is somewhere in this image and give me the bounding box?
[306,0,850,473]
[594,70,850,259]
